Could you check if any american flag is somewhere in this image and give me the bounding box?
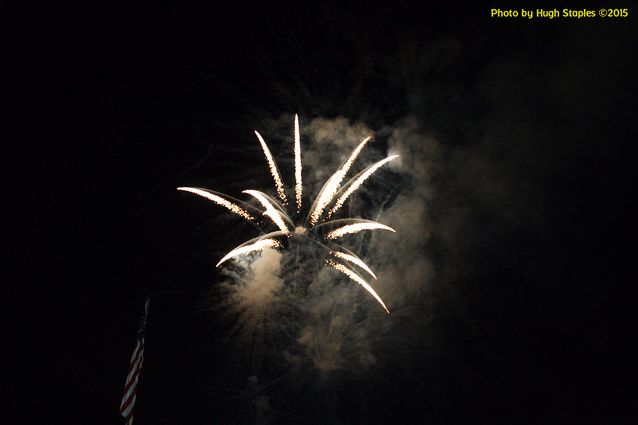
[120,298,150,425]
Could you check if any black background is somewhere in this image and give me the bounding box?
[7,1,637,424]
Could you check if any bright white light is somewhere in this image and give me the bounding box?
[178,115,399,313]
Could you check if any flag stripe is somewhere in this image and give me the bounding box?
[121,374,140,409]
[125,346,143,384]
[120,360,142,412]
[120,346,144,414]
[122,357,143,401]
[120,385,137,415]
[127,342,141,372]
[121,394,137,418]
[123,366,141,398]
[120,359,142,410]
[120,298,149,425]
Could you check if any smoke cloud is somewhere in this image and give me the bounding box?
[217,115,440,377]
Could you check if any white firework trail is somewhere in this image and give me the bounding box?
[216,238,282,267]
[255,131,288,205]
[294,114,302,211]
[178,114,401,313]
[243,190,290,235]
[340,136,372,177]
[325,222,396,240]
[308,173,341,226]
[330,251,377,280]
[326,259,389,314]
[177,187,254,221]
[327,155,399,218]
[308,136,372,226]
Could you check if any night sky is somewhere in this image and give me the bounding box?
[8,1,638,424]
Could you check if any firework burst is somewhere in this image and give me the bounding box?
[177,115,398,313]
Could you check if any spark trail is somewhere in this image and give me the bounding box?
[216,239,282,267]
[176,187,254,221]
[331,251,377,279]
[326,259,389,314]
[325,222,396,240]
[327,155,399,218]
[308,136,371,226]
[243,190,290,235]
[294,114,302,211]
[255,131,287,205]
